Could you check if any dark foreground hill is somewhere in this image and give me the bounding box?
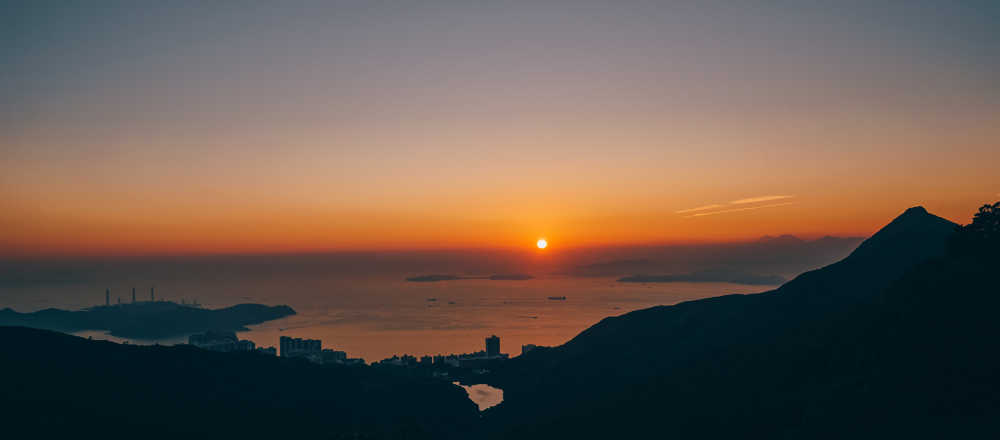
[484,206,999,438]
[0,301,295,339]
[0,326,480,439]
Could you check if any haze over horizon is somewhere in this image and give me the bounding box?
[4,1,999,257]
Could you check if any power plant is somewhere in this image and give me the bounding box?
[102,287,159,306]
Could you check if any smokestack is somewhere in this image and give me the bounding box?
[151,287,155,302]
[105,288,110,306]
[132,287,136,303]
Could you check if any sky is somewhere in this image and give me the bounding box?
[3,1,999,257]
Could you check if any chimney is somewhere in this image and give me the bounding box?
[105,288,110,306]
[151,287,155,302]
[132,287,136,303]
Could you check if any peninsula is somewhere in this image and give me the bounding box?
[0,300,295,339]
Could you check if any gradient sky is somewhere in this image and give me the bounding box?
[3,1,999,256]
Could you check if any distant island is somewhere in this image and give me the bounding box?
[0,301,295,339]
[406,274,534,282]
[618,270,786,286]
[488,274,534,280]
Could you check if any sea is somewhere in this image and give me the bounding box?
[1,273,774,362]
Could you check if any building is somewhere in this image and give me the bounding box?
[320,349,347,364]
[189,331,256,353]
[521,344,538,356]
[341,358,366,366]
[280,336,321,358]
[256,346,277,356]
[485,335,500,358]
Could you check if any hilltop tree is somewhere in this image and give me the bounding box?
[950,201,1000,258]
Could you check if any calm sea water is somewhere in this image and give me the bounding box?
[2,275,773,361]
[456,382,504,411]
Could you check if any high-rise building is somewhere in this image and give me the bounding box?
[485,335,500,358]
[105,288,110,306]
[280,336,322,358]
[131,287,136,303]
[150,287,155,302]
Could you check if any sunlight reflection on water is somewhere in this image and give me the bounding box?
[455,382,503,411]
[7,276,772,361]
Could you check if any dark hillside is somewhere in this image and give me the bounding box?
[0,327,480,439]
[484,206,997,438]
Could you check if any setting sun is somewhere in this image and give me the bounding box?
[536,239,548,249]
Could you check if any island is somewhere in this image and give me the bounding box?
[406,274,534,282]
[406,274,463,282]
[488,274,534,280]
[618,270,786,286]
[0,301,295,340]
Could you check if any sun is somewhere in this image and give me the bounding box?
[536,239,548,249]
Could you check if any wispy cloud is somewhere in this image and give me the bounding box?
[686,202,795,218]
[677,195,796,217]
[728,195,794,205]
[675,204,725,214]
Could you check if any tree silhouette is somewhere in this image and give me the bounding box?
[950,201,1000,258]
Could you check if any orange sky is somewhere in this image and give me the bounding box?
[3,2,999,257]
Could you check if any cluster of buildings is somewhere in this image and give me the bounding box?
[375,334,511,370]
[93,290,534,369]
[278,336,365,366]
[187,333,364,365]
[188,331,272,355]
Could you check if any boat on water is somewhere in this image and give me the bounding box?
[547,296,567,301]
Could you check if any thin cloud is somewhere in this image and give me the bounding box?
[728,195,794,205]
[675,204,725,214]
[686,202,795,218]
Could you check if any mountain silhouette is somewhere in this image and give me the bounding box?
[769,205,956,305]
[564,235,863,278]
[618,269,786,285]
[483,206,996,438]
[756,234,806,245]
